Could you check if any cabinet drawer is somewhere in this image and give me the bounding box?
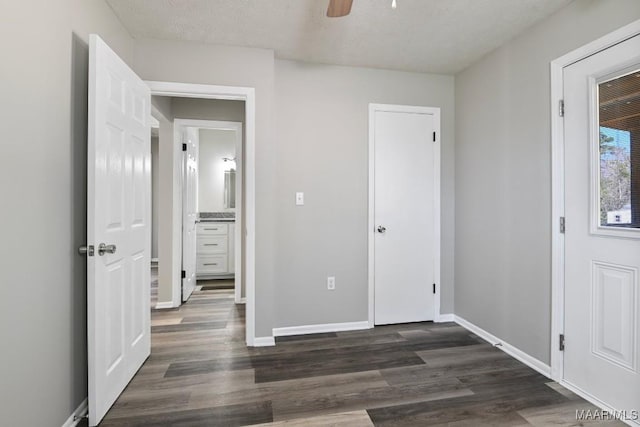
[197,255,228,274]
[197,235,227,255]
[197,223,228,235]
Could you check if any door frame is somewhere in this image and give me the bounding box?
[367,103,442,327]
[146,81,257,346]
[174,118,244,304]
[550,17,640,393]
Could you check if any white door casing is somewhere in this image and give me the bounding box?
[87,34,151,426]
[182,126,199,302]
[563,33,640,420]
[369,104,440,325]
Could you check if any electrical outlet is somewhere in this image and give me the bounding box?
[327,276,336,290]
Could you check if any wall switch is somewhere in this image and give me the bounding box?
[295,192,304,206]
[327,276,336,290]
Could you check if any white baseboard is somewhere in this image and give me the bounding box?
[273,320,370,337]
[155,301,175,309]
[252,336,275,347]
[238,297,246,304]
[454,315,551,378]
[61,398,88,427]
[435,313,455,323]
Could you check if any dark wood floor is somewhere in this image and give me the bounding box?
[95,274,621,426]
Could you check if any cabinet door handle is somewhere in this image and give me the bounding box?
[204,263,218,266]
[204,243,219,246]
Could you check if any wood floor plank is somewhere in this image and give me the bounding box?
[100,401,273,426]
[271,377,473,421]
[254,410,374,426]
[367,383,568,426]
[188,370,389,411]
[517,401,626,426]
[275,332,338,342]
[253,347,426,383]
[151,320,228,333]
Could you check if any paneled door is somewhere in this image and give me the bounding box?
[182,126,199,302]
[564,33,640,417]
[371,104,440,325]
[87,34,151,426]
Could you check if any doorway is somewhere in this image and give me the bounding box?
[551,22,640,421]
[368,103,441,326]
[147,82,257,347]
[174,119,244,304]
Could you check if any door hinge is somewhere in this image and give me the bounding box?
[559,333,565,351]
[181,270,186,279]
[433,131,436,142]
[559,100,565,117]
[182,143,187,151]
[433,283,436,294]
[560,216,565,234]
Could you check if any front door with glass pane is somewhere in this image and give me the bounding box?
[564,33,640,418]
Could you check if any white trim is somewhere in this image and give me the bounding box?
[435,313,454,323]
[454,315,551,378]
[550,18,640,382]
[146,81,257,347]
[252,336,275,347]
[368,103,441,327]
[61,398,88,427]
[151,258,159,263]
[559,380,640,427]
[154,301,176,309]
[239,297,246,304]
[273,321,370,337]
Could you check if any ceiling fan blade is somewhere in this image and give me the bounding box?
[327,0,353,17]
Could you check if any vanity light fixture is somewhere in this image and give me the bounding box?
[392,0,397,9]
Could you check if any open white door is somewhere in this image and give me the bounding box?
[87,34,151,426]
[182,127,199,301]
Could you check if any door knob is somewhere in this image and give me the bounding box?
[377,226,386,233]
[78,245,94,256]
[98,243,117,256]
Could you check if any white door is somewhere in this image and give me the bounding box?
[372,105,439,325]
[182,127,199,301]
[564,33,640,417]
[87,34,151,426]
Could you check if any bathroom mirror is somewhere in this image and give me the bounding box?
[224,169,236,209]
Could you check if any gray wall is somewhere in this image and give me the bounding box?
[172,97,245,123]
[0,1,133,425]
[275,60,455,327]
[455,0,640,364]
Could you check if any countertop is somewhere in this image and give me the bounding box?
[199,212,235,223]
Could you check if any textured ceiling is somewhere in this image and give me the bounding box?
[107,0,572,74]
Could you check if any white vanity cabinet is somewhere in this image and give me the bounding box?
[196,222,235,277]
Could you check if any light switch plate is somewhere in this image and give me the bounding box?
[296,192,304,206]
